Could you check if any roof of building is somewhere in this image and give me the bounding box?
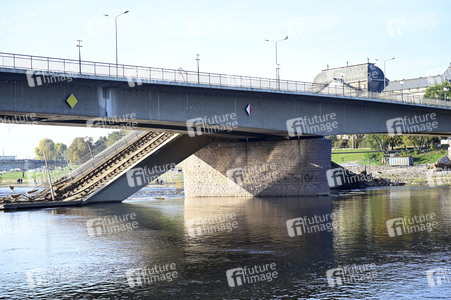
[313,62,386,92]
[385,66,451,91]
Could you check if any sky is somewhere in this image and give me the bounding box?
[0,0,450,158]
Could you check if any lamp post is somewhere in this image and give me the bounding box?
[76,40,83,74]
[400,80,404,101]
[265,36,288,89]
[341,72,345,96]
[105,10,129,77]
[196,54,200,84]
[375,57,395,91]
[84,137,94,159]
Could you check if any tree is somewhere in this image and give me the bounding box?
[334,139,349,149]
[55,143,68,160]
[67,137,93,164]
[35,139,60,160]
[366,135,388,151]
[424,81,451,101]
[107,130,129,146]
[94,136,108,148]
[400,135,440,150]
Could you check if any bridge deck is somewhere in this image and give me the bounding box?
[0,51,449,110]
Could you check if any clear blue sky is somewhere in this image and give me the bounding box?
[0,0,450,158]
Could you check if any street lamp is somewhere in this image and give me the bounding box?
[400,80,404,101]
[265,36,288,89]
[84,137,94,159]
[375,57,395,91]
[105,10,129,77]
[196,54,200,84]
[341,72,345,96]
[76,40,83,74]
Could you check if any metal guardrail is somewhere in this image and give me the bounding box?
[0,52,449,109]
[63,131,148,182]
[37,131,147,187]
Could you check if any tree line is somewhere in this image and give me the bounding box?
[34,130,129,163]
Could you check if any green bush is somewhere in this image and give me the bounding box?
[357,138,367,148]
[362,152,383,165]
[334,140,349,148]
[364,152,381,160]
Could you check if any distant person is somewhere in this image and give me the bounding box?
[22,171,25,178]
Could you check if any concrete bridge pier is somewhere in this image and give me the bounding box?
[181,138,332,197]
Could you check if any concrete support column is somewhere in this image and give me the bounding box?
[181,138,332,197]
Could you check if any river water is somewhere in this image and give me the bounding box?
[0,186,449,299]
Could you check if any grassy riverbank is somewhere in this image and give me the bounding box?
[332,148,447,166]
[0,168,72,187]
[0,167,184,188]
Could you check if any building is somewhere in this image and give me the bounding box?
[0,155,16,160]
[312,62,387,93]
[385,64,451,98]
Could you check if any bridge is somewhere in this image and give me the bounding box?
[0,159,67,172]
[0,52,450,204]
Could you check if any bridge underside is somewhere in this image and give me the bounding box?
[84,135,331,203]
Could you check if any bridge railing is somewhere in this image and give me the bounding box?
[0,51,449,109]
[34,130,147,187]
[58,130,148,183]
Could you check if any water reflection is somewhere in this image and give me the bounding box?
[0,186,449,299]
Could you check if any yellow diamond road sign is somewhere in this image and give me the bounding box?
[66,93,78,108]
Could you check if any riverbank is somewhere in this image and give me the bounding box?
[345,163,451,185]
